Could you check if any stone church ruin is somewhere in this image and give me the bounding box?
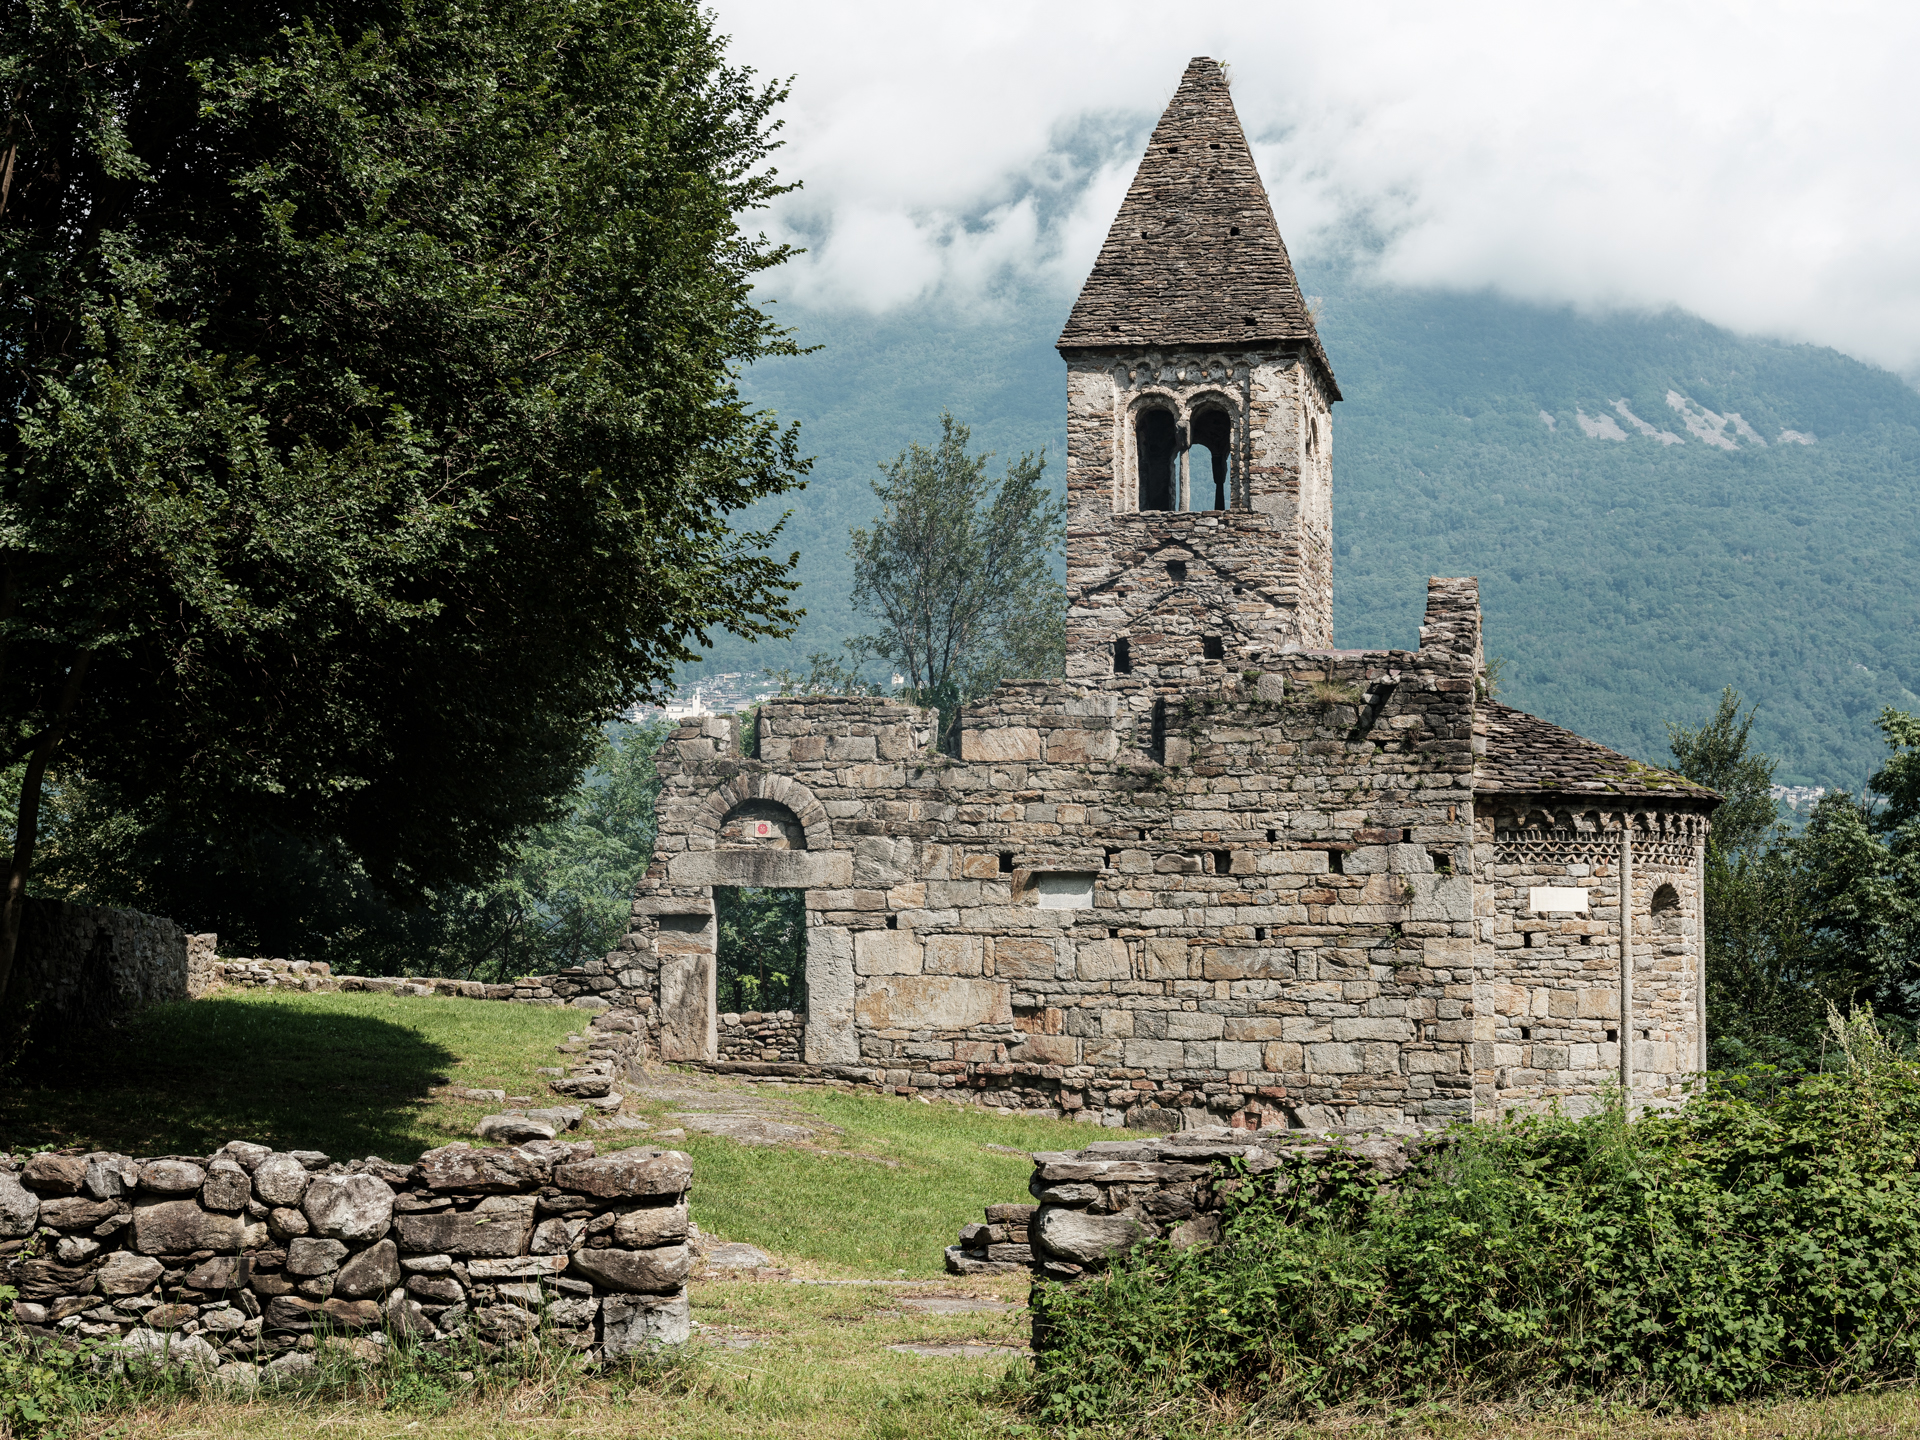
[606,57,1717,1132]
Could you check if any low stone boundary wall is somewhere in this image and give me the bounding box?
[1,1135,694,1381]
[717,1010,803,1062]
[204,955,654,1021]
[946,1127,1414,1280]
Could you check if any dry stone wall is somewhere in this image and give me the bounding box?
[946,1125,1413,1280]
[717,1010,804,1063]
[1,1136,693,1379]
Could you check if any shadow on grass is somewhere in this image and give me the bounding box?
[0,996,459,1159]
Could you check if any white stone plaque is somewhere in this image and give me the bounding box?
[1528,886,1589,913]
[1033,872,1097,910]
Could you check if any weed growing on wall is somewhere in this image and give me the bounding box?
[1025,1012,1920,1425]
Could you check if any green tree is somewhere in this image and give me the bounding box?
[1668,689,1825,1066]
[0,1,807,1013]
[1669,695,1920,1066]
[845,413,1064,741]
[714,886,805,1014]
[36,722,669,980]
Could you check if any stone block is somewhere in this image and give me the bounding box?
[569,1244,692,1295]
[1305,1042,1363,1074]
[1122,1039,1185,1070]
[960,727,1041,762]
[302,1174,394,1243]
[1331,1018,1413,1043]
[602,1293,691,1353]
[854,929,924,976]
[855,976,1012,1029]
[1222,1017,1285,1042]
[667,850,851,888]
[1044,729,1117,763]
[1075,939,1131,981]
[393,1196,536,1256]
[1261,1041,1303,1072]
[1579,987,1620,1019]
[923,934,984,976]
[1166,1011,1224,1041]
[552,1150,692,1201]
[994,938,1063,980]
[1143,939,1192,980]
[613,1202,690,1249]
[1011,1033,1079,1065]
[416,1143,548,1194]
[1033,1206,1148,1264]
[132,1200,244,1255]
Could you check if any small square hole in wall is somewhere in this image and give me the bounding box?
[1212,850,1232,875]
[1167,561,1187,581]
[886,914,898,930]
[1328,850,1345,875]
[1521,1026,1532,1040]
[999,852,1015,874]
[1606,1028,1618,1042]
[1255,927,1267,942]
[1429,850,1454,876]
[1203,636,1225,660]
[1108,928,1119,939]
[1267,829,1278,843]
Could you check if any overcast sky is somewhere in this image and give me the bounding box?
[711,1,1920,381]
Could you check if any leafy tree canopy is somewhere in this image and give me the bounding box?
[0,0,808,1006]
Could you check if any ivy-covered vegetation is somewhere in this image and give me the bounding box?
[1026,1012,1920,1426]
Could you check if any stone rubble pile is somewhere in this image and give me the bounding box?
[476,1010,646,1141]
[1,1134,695,1380]
[947,1126,1414,1279]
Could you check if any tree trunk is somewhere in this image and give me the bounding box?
[0,652,92,1016]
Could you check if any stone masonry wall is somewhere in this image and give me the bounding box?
[1476,807,1707,1115]
[1,1136,694,1380]
[612,578,1484,1133]
[8,899,188,1034]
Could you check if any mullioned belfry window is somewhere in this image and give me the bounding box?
[1136,408,1178,510]
[1190,407,1233,509]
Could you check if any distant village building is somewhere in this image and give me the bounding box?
[597,59,1717,1131]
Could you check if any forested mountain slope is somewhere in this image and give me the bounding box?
[717,278,1920,788]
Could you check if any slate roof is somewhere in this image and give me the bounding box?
[1058,57,1339,399]
[1475,703,1719,805]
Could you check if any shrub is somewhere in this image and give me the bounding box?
[1027,1025,1920,1425]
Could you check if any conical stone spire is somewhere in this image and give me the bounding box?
[1058,57,1337,397]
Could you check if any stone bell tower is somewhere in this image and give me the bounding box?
[1060,56,1339,690]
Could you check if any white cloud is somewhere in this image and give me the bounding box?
[714,0,1920,376]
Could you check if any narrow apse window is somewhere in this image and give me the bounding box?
[1191,409,1233,510]
[1113,637,1132,675]
[1136,409,1177,511]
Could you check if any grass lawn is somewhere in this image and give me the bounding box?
[636,1088,1103,1279]
[0,989,579,1160]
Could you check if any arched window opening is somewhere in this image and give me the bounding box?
[1136,408,1177,511]
[1651,883,1680,913]
[1191,409,1233,510]
[1113,637,1132,675]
